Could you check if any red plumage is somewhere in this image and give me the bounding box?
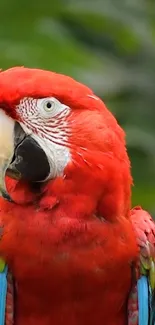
[0,67,151,325]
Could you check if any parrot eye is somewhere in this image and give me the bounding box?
[37,97,69,119]
[43,100,55,112]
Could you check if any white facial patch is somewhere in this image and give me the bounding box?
[17,97,71,179]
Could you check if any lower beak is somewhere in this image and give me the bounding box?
[0,109,50,202]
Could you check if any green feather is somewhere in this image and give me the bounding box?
[0,258,6,272]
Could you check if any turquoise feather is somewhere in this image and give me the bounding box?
[137,276,149,325]
[0,265,8,325]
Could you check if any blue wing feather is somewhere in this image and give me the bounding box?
[137,276,149,325]
[0,265,8,325]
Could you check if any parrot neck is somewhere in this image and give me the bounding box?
[5,158,131,222]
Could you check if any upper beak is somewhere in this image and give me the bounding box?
[0,110,15,201]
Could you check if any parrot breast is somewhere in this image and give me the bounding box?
[0,179,138,325]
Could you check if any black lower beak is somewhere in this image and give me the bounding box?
[8,122,50,183]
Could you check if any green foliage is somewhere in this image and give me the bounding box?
[0,0,154,211]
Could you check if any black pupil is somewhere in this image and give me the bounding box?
[46,102,52,109]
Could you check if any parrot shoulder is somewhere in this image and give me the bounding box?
[128,206,155,325]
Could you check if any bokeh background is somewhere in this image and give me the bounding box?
[0,0,154,212]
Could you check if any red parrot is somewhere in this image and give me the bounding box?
[0,67,154,325]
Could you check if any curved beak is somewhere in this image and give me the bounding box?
[0,109,50,202]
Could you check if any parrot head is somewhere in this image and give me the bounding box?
[0,67,132,219]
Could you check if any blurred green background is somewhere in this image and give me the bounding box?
[0,0,154,212]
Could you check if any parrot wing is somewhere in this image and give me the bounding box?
[128,206,155,325]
